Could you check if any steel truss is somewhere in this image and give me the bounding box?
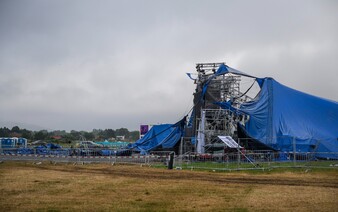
[185,62,252,154]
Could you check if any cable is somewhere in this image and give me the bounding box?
[234,80,256,100]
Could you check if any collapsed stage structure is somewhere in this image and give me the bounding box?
[129,63,338,159]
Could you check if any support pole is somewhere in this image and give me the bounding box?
[168,152,174,170]
[179,137,183,167]
[293,136,296,166]
[237,138,240,169]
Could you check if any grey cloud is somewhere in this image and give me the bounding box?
[0,0,337,131]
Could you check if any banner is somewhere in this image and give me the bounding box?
[140,125,149,135]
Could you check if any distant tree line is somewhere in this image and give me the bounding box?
[0,126,140,143]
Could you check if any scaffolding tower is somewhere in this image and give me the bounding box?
[187,62,252,154]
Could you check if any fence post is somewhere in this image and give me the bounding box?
[237,138,240,169]
[168,152,174,169]
[145,155,148,165]
[178,137,183,167]
[78,149,81,164]
[293,136,296,166]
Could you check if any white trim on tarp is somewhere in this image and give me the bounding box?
[218,136,242,148]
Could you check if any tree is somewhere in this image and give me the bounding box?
[115,128,129,137]
[83,132,94,140]
[70,130,81,140]
[34,130,48,140]
[21,129,33,140]
[129,131,140,141]
[0,127,11,137]
[104,129,115,139]
[62,134,74,143]
[11,126,21,133]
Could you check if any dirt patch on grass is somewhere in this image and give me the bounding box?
[0,162,337,211]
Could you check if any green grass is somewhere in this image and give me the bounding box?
[0,161,337,211]
[150,160,338,174]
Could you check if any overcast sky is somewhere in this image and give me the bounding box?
[0,0,337,131]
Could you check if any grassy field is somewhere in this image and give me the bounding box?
[0,161,337,211]
[174,160,337,171]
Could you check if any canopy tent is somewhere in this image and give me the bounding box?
[216,76,338,158]
[128,118,186,154]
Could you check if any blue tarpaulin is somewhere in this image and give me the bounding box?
[215,64,255,78]
[238,77,338,158]
[215,76,338,158]
[209,65,338,158]
[128,118,185,154]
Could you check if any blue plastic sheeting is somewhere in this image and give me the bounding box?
[17,148,34,154]
[186,73,197,80]
[236,77,338,158]
[34,143,67,155]
[99,149,132,156]
[191,137,196,145]
[215,64,255,78]
[128,118,185,154]
[46,143,62,149]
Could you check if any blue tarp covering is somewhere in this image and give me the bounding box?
[236,77,338,158]
[215,64,255,78]
[34,143,68,155]
[128,118,185,154]
[99,149,132,156]
[209,65,338,158]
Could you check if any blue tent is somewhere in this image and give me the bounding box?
[237,77,338,158]
[128,118,185,154]
[206,65,338,158]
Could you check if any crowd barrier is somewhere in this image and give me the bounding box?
[0,147,337,170]
[0,148,173,166]
[175,151,338,170]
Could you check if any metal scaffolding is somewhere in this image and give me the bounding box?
[183,62,253,154]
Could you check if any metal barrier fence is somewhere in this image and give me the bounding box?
[175,136,338,170]
[0,148,174,166]
[174,151,338,170]
[1,147,337,170]
[236,137,328,153]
